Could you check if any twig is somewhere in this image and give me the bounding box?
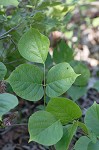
[0,23,21,38]
[0,123,27,135]
[7,123,28,127]
[4,59,24,64]
[0,34,11,40]
[10,36,17,48]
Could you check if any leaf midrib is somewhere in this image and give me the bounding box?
[47,75,77,85]
[32,31,44,63]
[33,120,59,138]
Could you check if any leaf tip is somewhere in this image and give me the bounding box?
[77,74,81,77]
[28,138,32,143]
[75,74,81,79]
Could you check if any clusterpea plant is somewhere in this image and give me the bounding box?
[0,28,99,150]
[53,40,91,102]
[1,28,98,149]
[0,1,99,149]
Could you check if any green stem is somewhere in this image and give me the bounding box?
[0,34,10,40]
[44,63,46,108]
[0,23,21,38]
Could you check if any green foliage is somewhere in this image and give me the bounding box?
[93,81,99,92]
[55,122,78,150]
[46,62,79,97]
[88,141,99,150]
[78,121,88,135]
[0,93,18,118]
[0,0,19,7]
[18,28,50,64]
[53,40,74,63]
[71,61,90,86]
[74,136,99,150]
[92,18,99,27]
[88,131,97,143]
[2,24,98,149]
[67,61,90,101]
[67,85,87,101]
[6,64,44,101]
[0,0,98,149]
[46,97,82,125]
[74,102,99,149]
[84,102,99,136]
[0,62,7,80]
[28,111,63,146]
[5,25,98,149]
[4,50,26,77]
[74,136,91,150]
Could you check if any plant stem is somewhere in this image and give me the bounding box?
[0,34,10,40]
[4,59,24,64]
[6,123,28,127]
[0,23,21,38]
[43,63,46,108]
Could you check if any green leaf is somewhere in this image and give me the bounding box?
[53,40,74,64]
[93,81,99,92]
[45,53,53,69]
[88,131,97,143]
[46,62,79,97]
[0,0,19,7]
[33,12,45,22]
[37,1,51,10]
[50,5,70,19]
[6,64,44,101]
[30,0,40,6]
[43,18,59,32]
[78,121,88,135]
[74,136,91,150]
[0,93,18,118]
[63,12,72,27]
[92,18,99,27]
[37,1,61,10]
[71,61,90,86]
[46,97,82,125]
[88,141,99,150]
[0,62,7,80]
[5,50,26,76]
[18,28,50,64]
[84,102,99,136]
[32,22,45,33]
[55,122,77,150]
[28,111,63,146]
[67,85,87,101]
